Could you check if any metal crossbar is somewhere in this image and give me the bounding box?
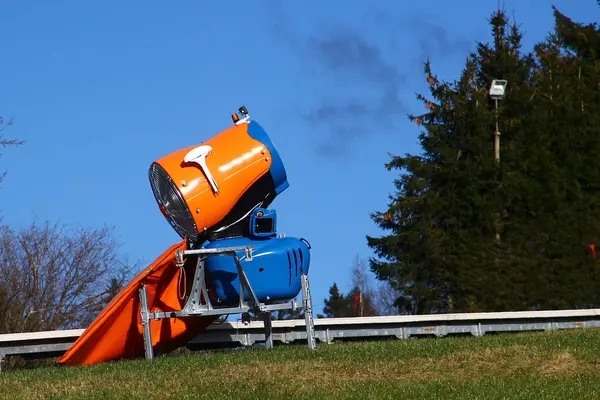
[138,245,316,360]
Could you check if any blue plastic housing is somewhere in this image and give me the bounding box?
[249,207,277,238]
[203,236,311,305]
[247,121,289,195]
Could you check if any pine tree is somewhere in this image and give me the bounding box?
[527,7,600,308]
[346,286,379,317]
[462,10,540,311]
[367,9,539,313]
[369,6,600,313]
[491,7,600,310]
[319,283,350,318]
[318,282,379,318]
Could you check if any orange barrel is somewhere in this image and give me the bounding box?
[148,119,288,244]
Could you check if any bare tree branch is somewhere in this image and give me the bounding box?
[0,116,24,189]
[0,221,139,334]
[374,281,401,316]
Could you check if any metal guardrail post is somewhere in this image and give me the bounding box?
[263,313,273,349]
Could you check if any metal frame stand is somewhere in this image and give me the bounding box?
[138,245,316,360]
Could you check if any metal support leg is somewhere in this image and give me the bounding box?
[0,354,4,373]
[139,285,154,360]
[301,274,316,350]
[196,257,213,312]
[263,312,273,349]
[234,256,260,308]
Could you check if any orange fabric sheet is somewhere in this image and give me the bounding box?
[57,240,216,366]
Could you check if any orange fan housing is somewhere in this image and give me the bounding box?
[149,118,289,244]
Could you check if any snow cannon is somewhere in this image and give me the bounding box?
[148,106,289,245]
[203,207,311,306]
[55,107,316,368]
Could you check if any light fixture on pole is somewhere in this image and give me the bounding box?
[489,79,507,243]
[490,79,507,164]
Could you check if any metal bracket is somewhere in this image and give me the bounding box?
[175,250,185,268]
[245,246,253,261]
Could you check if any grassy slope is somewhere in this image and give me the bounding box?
[1,328,600,400]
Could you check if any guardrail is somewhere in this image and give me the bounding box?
[2,308,600,371]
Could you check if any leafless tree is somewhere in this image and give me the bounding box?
[374,281,401,316]
[351,254,402,316]
[351,255,372,294]
[350,255,379,317]
[0,220,138,334]
[0,116,24,187]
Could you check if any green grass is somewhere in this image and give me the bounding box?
[2,328,600,399]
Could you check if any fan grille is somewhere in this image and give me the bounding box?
[149,162,198,242]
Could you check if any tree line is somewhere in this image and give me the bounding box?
[321,5,600,317]
[365,6,600,315]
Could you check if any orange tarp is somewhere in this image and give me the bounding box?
[58,240,217,366]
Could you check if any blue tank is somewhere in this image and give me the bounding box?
[203,235,311,305]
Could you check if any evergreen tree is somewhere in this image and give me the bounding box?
[367,9,538,313]
[320,283,349,318]
[319,282,378,318]
[347,286,379,317]
[492,7,600,310]
[530,7,600,308]
[365,7,600,313]
[461,10,540,311]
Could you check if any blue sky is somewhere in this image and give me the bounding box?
[1,0,598,315]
